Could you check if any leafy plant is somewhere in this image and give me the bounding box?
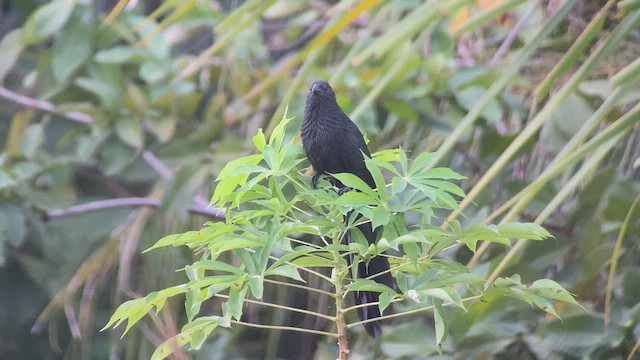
[1,0,638,359]
[104,114,582,359]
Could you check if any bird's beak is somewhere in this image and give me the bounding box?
[310,83,319,93]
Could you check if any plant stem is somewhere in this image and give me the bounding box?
[332,250,349,359]
[44,197,225,220]
[213,293,336,321]
[230,320,337,337]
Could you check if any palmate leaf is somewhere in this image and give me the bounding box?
[102,285,189,336]
[330,172,377,198]
[487,276,585,317]
[332,191,377,208]
[527,279,586,312]
[264,264,305,282]
[432,298,447,352]
[104,116,580,359]
[364,154,388,197]
[348,279,396,294]
[211,153,262,206]
[189,260,244,275]
[459,222,552,252]
[267,105,292,152]
[150,316,230,360]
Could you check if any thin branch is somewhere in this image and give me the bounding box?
[341,297,404,314]
[0,86,93,124]
[44,197,225,220]
[214,293,335,321]
[142,151,175,180]
[251,248,333,283]
[346,295,482,329]
[230,319,337,338]
[64,302,81,339]
[489,4,537,66]
[288,237,323,249]
[263,278,336,298]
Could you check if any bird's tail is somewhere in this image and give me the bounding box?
[344,214,394,337]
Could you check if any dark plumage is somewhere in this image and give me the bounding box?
[301,80,393,337]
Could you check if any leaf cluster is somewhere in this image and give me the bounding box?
[104,116,580,358]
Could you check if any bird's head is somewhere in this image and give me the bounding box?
[306,80,336,105]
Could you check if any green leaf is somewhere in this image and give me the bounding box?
[454,86,502,122]
[265,264,305,283]
[0,29,24,83]
[150,333,190,360]
[419,167,466,180]
[371,205,391,229]
[386,99,420,122]
[365,156,387,194]
[21,124,44,159]
[148,224,229,251]
[459,223,510,252]
[185,288,201,322]
[115,117,144,149]
[22,0,74,44]
[74,64,123,111]
[408,152,436,175]
[391,176,407,194]
[101,298,146,335]
[527,279,585,311]
[212,154,262,206]
[536,315,605,354]
[253,128,266,151]
[396,271,408,293]
[191,329,206,350]
[248,275,263,298]
[262,144,278,171]
[268,106,292,151]
[380,321,437,357]
[151,316,224,359]
[378,292,394,313]
[52,5,93,82]
[402,241,419,269]
[95,46,147,64]
[267,246,318,269]
[0,171,17,191]
[256,219,280,273]
[422,288,465,309]
[140,61,169,83]
[330,172,377,197]
[422,180,466,197]
[497,222,552,240]
[414,272,485,290]
[228,284,248,320]
[372,148,401,164]
[292,255,334,268]
[333,192,377,210]
[432,298,447,351]
[348,279,395,294]
[0,204,26,248]
[190,260,244,275]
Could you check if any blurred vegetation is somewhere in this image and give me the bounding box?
[0,0,639,359]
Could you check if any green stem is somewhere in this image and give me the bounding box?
[214,293,335,321]
[346,295,482,329]
[230,320,337,338]
[332,246,350,360]
[263,278,336,298]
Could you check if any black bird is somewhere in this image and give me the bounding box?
[301,79,393,337]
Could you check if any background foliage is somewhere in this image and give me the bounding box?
[0,0,639,359]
